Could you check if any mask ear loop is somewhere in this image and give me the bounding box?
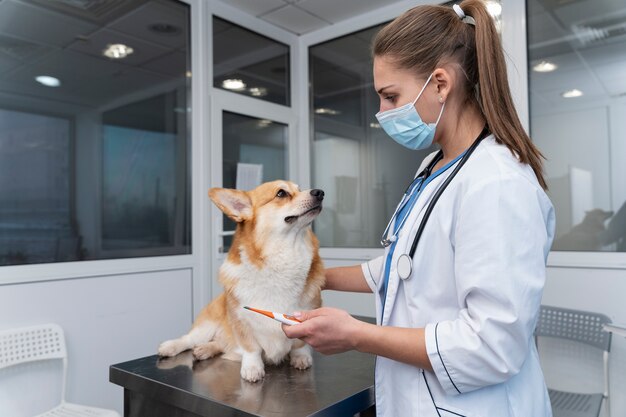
[411,73,435,106]
[434,101,446,125]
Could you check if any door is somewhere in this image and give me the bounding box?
[209,89,298,298]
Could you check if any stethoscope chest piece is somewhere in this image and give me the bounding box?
[397,254,413,280]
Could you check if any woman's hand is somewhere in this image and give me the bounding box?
[282,307,365,355]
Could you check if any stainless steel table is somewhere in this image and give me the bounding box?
[110,322,376,417]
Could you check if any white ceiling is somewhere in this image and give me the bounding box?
[0,0,623,113]
[527,0,626,111]
[225,0,626,111]
[0,0,187,108]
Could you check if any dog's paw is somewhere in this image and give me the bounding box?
[290,352,313,370]
[240,363,265,382]
[193,342,221,360]
[158,340,183,357]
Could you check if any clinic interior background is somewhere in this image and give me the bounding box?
[0,0,624,415]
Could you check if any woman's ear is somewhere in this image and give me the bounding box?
[432,67,452,102]
[208,188,252,222]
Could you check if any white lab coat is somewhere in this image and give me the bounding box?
[362,135,555,417]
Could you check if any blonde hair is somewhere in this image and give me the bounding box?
[373,0,547,189]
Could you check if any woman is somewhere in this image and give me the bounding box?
[284,1,555,416]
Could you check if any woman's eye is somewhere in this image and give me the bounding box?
[384,95,396,102]
[276,189,288,198]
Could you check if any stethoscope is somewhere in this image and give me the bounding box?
[382,127,490,281]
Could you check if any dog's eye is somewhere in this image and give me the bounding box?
[276,189,288,198]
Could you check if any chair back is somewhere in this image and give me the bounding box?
[535,305,612,352]
[0,324,67,369]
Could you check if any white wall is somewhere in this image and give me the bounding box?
[532,106,612,234]
[0,269,193,415]
[313,138,363,247]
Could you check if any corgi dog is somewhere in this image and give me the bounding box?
[158,180,325,382]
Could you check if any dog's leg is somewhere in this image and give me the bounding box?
[230,317,266,382]
[158,321,217,357]
[240,349,265,382]
[289,339,313,370]
[193,340,224,360]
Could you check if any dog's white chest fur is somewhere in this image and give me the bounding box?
[223,238,313,311]
[221,237,314,361]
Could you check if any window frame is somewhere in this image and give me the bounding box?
[1,0,623,290]
[301,0,626,269]
[522,0,626,270]
[0,0,203,286]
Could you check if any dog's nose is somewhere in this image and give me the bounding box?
[310,189,324,201]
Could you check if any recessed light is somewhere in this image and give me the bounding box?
[185,71,192,78]
[249,87,268,97]
[485,1,502,18]
[103,43,134,59]
[533,61,558,73]
[315,108,341,115]
[257,119,272,128]
[35,75,61,87]
[562,89,583,98]
[369,122,381,129]
[222,79,246,91]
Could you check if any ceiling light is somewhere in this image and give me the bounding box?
[485,1,502,18]
[533,61,558,73]
[257,119,272,128]
[249,87,268,97]
[222,79,246,91]
[35,75,61,87]
[103,43,134,59]
[185,71,192,78]
[369,122,381,129]
[562,89,583,98]
[315,107,341,115]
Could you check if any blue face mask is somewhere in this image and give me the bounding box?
[375,73,445,150]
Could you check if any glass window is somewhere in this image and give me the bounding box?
[221,111,288,248]
[0,110,71,265]
[213,16,290,106]
[527,0,626,252]
[310,25,439,248]
[0,0,191,265]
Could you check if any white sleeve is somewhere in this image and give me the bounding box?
[424,176,554,395]
[361,255,384,293]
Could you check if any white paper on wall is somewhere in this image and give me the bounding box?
[236,163,263,191]
[569,166,593,227]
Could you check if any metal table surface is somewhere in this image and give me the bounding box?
[110,318,376,417]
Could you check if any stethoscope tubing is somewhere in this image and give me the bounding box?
[407,127,489,258]
[394,127,489,280]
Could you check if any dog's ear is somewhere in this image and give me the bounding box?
[208,188,252,222]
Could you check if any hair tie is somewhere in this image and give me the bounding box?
[453,4,476,26]
[453,4,465,19]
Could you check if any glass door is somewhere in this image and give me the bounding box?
[209,89,296,297]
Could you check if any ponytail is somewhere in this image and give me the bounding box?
[373,1,548,189]
[460,0,547,189]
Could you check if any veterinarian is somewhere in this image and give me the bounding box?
[283,1,556,416]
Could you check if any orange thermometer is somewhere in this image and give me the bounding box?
[244,306,302,326]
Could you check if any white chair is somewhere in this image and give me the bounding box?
[0,323,119,417]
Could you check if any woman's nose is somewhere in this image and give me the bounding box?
[310,189,325,201]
